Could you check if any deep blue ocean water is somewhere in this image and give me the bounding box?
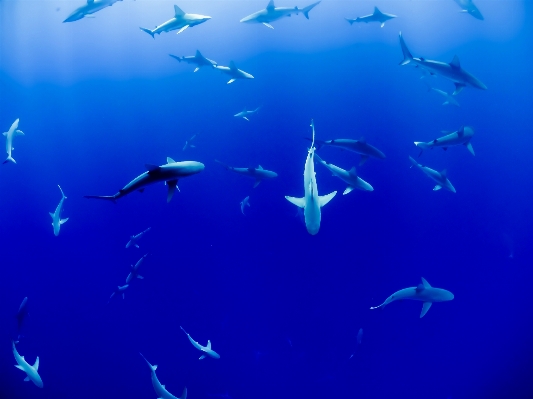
[1,1,533,398]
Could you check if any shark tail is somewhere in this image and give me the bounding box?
[84,195,117,202]
[169,54,182,62]
[345,17,358,25]
[139,27,155,38]
[301,1,320,19]
[399,32,413,66]
[304,137,325,150]
[4,156,16,164]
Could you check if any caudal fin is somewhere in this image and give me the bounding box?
[300,1,320,19]
[3,156,16,164]
[399,32,413,65]
[139,27,155,38]
[84,195,117,202]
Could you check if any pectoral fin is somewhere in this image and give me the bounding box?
[433,185,442,191]
[343,186,355,195]
[465,142,475,156]
[60,218,69,225]
[285,196,305,208]
[253,178,261,188]
[199,355,206,360]
[420,302,432,318]
[359,155,369,166]
[176,25,189,34]
[166,180,178,203]
[227,79,236,84]
[262,22,274,29]
[318,191,337,207]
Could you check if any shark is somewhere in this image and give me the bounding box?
[126,227,151,249]
[399,31,487,95]
[183,134,197,151]
[424,82,460,107]
[345,7,397,28]
[215,160,277,188]
[285,120,337,235]
[409,156,456,193]
[414,126,475,156]
[169,50,217,72]
[63,0,122,23]
[50,185,69,237]
[240,196,251,215]
[370,277,454,318]
[85,157,204,203]
[234,106,261,121]
[309,136,386,166]
[107,284,129,304]
[214,61,254,84]
[453,0,484,20]
[140,4,211,38]
[240,0,321,29]
[16,297,29,342]
[13,341,43,388]
[3,118,24,164]
[126,254,147,284]
[180,326,220,360]
[314,153,373,195]
[139,353,187,399]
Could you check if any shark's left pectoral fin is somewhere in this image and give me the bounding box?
[319,191,337,207]
[60,218,69,225]
[262,22,274,29]
[176,25,189,34]
[207,340,212,349]
[199,355,206,360]
[465,142,475,156]
[285,196,305,208]
[15,365,24,370]
[253,178,262,188]
[15,130,24,136]
[243,117,249,121]
[433,185,442,191]
[380,22,385,28]
[343,186,355,195]
[33,356,39,370]
[24,376,30,382]
[227,79,236,84]
[420,302,432,318]
[167,179,178,203]
[453,82,465,95]
[193,67,200,72]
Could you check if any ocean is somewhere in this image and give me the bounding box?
[1,0,532,398]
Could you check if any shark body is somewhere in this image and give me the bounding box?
[126,254,147,284]
[240,0,321,29]
[50,185,68,236]
[409,156,456,193]
[126,227,151,249]
[140,5,211,38]
[240,196,251,215]
[345,7,396,27]
[234,106,261,121]
[139,353,187,399]
[63,0,122,23]
[453,0,484,20]
[169,50,217,72]
[3,118,24,164]
[214,61,254,84]
[13,341,43,388]
[314,154,373,195]
[311,137,385,166]
[215,160,277,188]
[414,126,475,156]
[180,326,220,360]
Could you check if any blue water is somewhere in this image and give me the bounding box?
[1,1,533,398]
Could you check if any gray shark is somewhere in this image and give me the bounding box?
[285,120,337,235]
[183,134,197,151]
[453,0,484,20]
[126,254,147,284]
[139,353,187,399]
[240,196,251,215]
[50,185,69,236]
[214,61,254,84]
[370,277,454,318]
[13,341,43,388]
[414,126,475,156]
[3,118,24,164]
[180,326,220,360]
[234,106,261,121]
[16,297,29,342]
[400,31,487,95]
[63,0,122,23]
[310,136,386,165]
[126,227,151,249]
[108,284,129,304]
[240,0,320,29]
[140,4,211,38]
[314,153,373,195]
[85,157,204,203]
[169,50,217,72]
[215,160,277,188]
[345,7,397,28]
[409,156,456,193]
[424,81,460,106]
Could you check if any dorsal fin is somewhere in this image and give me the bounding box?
[450,55,461,69]
[359,136,366,144]
[174,5,185,17]
[145,164,160,172]
[373,6,381,14]
[167,157,176,164]
[348,167,357,177]
[457,126,465,137]
[195,50,203,58]
[440,169,447,177]
[258,165,263,170]
[421,277,431,288]
[266,0,275,9]
[229,61,237,70]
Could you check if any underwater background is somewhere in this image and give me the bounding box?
[1,0,533,398]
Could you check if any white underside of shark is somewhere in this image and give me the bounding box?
[285,120,337,235]
[13,341,43,388]
[180,326,220,359]
[370,277,454,318]
[50,185,68,236]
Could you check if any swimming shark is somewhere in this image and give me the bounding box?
[140,4,211,38]
[234,106,261,121]
[50,185,68,236]
[182,134,197,151]
[3,118,24,164]
[240,0,321,29]
[107,284,129,304]
[285,120,337,235]
[12,341,43,388]
[414,126,475,156]
[424,82,460,107]
[180,326,220,360]
[314,153,373,195]
[399,31,487,95]
[169,50,217,72]
[409,156,456,193]
[370,277,454,318]
[126,227,151,249]
[240,196,251,215]
[309,136,386,166]
[85,157,204,203]
[16,297,29,342]
[215,61,254,84]
[345,7,397,28]
[215,160,277,188]
[139,353,187,399]
[63,0,122,23]
[453,0,484,20]
[126,254,147,284]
